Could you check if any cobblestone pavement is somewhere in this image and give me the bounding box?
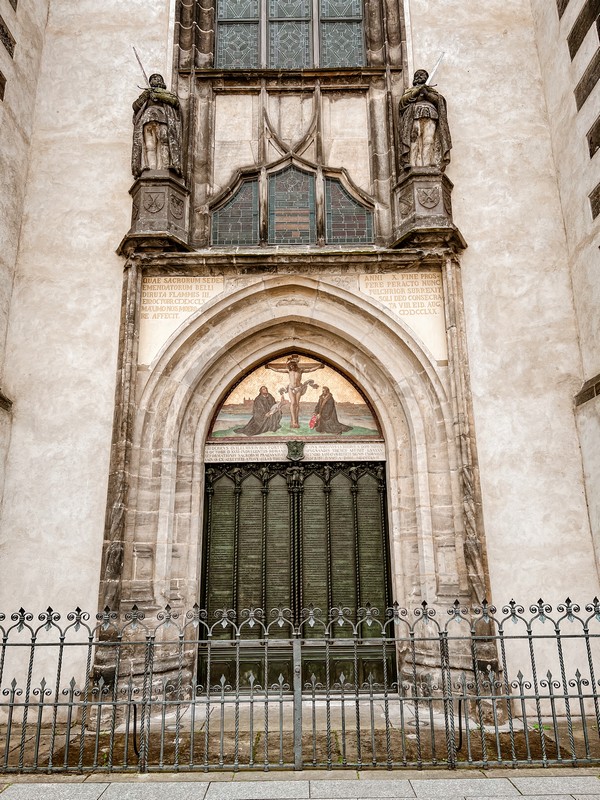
[0,770,599,799]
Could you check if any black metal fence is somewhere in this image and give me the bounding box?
[1,598,600,772]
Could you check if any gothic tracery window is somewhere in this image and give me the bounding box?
[212,180,260,245]
[212,166,373,245]
[268,168,316,244]
[215,0,364,69]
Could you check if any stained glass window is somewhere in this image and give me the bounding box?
[212,180,260,245]
[320,0,363,66]
[212,169,373,246]
[215,0,364,68]
[216,0,260,68]
[325,177,373,243]
[321,22,363,67]
[268,167,316,244]
[269,22,311,68]
[269,0,310,18]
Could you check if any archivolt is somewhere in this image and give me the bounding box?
[125,275,467,608]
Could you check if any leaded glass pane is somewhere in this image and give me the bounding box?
[218,0,259,20]
[268,167,316,244]
[321,0,361,18]
[269,21,311,67]
[325,177,372,243]
[269,0,310,18]
[320,21,363,67]
[217,23,259,68]
[212,181,260,245]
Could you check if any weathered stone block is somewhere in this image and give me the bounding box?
[118,170,191,255]
[392,168,465,249]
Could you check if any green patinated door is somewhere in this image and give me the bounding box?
[200,461,392,686]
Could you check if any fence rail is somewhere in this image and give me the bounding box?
[1,598,600,772]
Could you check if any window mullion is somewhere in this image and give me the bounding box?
[312,0,320,67]
[261,0,268,66]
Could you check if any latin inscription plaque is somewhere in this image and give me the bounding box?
[139,276,224,364]
[359,272,447,361]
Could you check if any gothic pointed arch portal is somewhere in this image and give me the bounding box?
[100,272,489,638]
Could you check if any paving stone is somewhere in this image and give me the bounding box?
[411,779,519,797]
[511,778,600,795]
[360,771,480,780]
[233,773,357,782]
[309,779,414,797]
[468,797,574,800]
[1,777,88,783]
[486,770,600,778]
[101,783,209,799]
[85,773,232,782]
[205,781,311,799]
[0,785,110,799]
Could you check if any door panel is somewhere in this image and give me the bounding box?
[201,461,391,683]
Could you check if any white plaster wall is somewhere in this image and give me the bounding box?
[530,0,600,380]
[529,1,600,583]
[1,0,596,621]
[0,0,50,507]
[0,0,174,613]
[0,0,49,373]
[404,0,599,605]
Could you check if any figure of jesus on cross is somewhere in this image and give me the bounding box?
[265,355,325,429]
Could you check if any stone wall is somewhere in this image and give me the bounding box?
[0,0,175,612]
[0,0,50,505]
[529,0,600,584]
[405,0,598,602]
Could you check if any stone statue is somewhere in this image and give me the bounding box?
[132,73,182,177]
[399,69,451,171]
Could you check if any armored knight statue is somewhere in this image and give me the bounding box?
[399,69,452,171]
[131,73,182,177]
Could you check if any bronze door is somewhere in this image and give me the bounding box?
[200,461,392,685]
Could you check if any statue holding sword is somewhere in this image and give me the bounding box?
[399,55,452,171]
[131,48,182,178]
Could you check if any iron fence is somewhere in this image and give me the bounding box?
[1,598,600,772]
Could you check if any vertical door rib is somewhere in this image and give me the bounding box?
[232,467,242,615]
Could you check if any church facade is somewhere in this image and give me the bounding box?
[0,0,599,627]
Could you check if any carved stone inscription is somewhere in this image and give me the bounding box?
[139,276,224,364]
[205,441,386,462]
[358,272,447,361]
